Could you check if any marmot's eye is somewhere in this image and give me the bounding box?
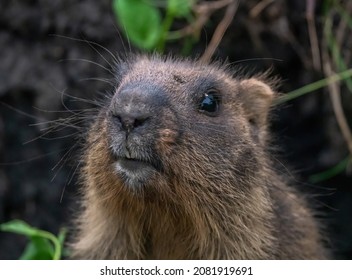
[199,91,220,115]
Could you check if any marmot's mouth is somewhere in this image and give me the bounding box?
[112,156,158,188]
[116,157,153,171]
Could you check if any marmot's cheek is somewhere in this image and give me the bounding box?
[157,128,179,156]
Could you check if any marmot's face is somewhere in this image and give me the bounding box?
[97,57,275,193]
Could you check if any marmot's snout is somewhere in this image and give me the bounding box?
[106,83,167,188]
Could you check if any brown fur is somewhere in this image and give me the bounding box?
[71,56,327,259]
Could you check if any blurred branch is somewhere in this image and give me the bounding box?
[167,0,238,62]
[249,0,274,18]
[323,52,352,156]
[200,0,238,63]
[306,0,321,71]
[336,5,348,50]
[168,0,235,39]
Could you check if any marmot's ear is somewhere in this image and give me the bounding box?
[239,78,275,127]
[239,78,276,143]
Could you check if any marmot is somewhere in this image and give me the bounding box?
[72,55,327,259]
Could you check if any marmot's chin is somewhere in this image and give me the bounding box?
[113,158,155,189]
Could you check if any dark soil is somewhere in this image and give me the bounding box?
[0,0,351,259]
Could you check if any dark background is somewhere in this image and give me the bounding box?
[0,0,351,259]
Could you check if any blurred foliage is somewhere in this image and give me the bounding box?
[282,0,352,182]
[112,0,195,52]
[0,220,66,260]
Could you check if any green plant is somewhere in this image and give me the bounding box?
[309,155,352,183]
[0,220,66,260]
[112,0,194,52]
[276,68,352,104]
[279,0,352,182]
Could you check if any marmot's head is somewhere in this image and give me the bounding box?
[86,56,276,200]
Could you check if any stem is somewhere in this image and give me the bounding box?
[324,61,352,156]
[309,156,351,183]
[276,68,352,104]
[200,0,238,63]
[306,0,321,71]
[37,230,61,260]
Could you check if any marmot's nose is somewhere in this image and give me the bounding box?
[109,86,161,133]
[114,112,150,133]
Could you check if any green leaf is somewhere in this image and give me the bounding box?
[0,220,38,236]
[113,0,162,50]
[20,236,55,260]
[0,220,64,260]
[168,0,193,18]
